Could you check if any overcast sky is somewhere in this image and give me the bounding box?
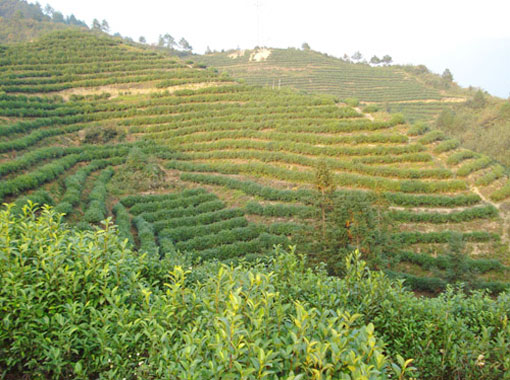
[38,0,510,98]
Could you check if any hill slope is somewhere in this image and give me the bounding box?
[200,48,510,167]
[200,47,463,109]
[0,0,87,43]
[1,30,509,292]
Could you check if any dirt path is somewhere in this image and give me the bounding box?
[388,205,475,214]
[354,107,374,121]
[471,184,510,244]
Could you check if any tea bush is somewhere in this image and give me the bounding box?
[83,167,114,223]
[0,205,413,379]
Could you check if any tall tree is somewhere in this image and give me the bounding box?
[179,37,192,52]
[301,42,311,50]
[52,11,64,23]
[101,19,110,33]
[370,55,381,65]
[351,51,363,62]
[164,34,175,48]
[139,36,146,44]
[382,55,393,65]
[157,34,175,49]
[43,4,54,17]
[442,68,453,82]
[314,160,335,241]
[92,18,101,30]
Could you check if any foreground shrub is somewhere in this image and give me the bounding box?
[1,205,509,379]
[0,204,408,379]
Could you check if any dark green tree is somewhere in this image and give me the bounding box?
[382,55,392,65]
[351,51,363,62]
[43,4,54,17]
[158,34,175,49]
[469,90,487,109]
[445,232,470,284]
[100,19,110,33]
[370,55,381,65]
[314,159,335,240]
[307,163,393,275]
[92,18,101,30]
[301,42,311,50]
[179,37,192,52]
[442,68,453,82]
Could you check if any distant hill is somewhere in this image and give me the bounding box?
[200,47,463,107]
[199,47,510,167]
[0,0,87,43]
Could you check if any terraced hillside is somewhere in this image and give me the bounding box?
[199,48,466,120]
[201,48,510,171]
[1,30,509,292]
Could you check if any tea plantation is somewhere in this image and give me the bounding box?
[1,29,510,379]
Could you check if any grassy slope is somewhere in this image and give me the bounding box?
[199,48,510,168]
[199,48,459,109]
[1,30,509,291]
[0,17,79,43]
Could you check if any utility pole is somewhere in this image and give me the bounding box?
[254,0,262,46]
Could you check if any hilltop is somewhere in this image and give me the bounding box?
[0,0,87,43]
[200,47,510,167]
[199,47,463,113]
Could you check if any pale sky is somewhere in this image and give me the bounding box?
[36,0,510,97]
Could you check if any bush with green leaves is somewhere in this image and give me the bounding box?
[153,208,245,233]
[132,215,158,256]
[109,147,165,193]
[83,167,114,223]
[384,191,480,207]
[11,190,54,215]
[159,216,248,242]
[475,165,505,186]
[343,97,359,107]
[129,192,218,215]
[180,172,314,203]
[447,150,480,165]
[121,188,207,208]
[418,130,446,144]
[175,224,263,252]
[392,230,499,245]
[244,201,316,218]
[112,202,134,246]
[388,204,498,224]
[0,146,68,177]
[55,159,116,216]
[0,204,414,379]
[395,250,506,274]
[168,160,467,194]
[490,180,510,202]
[4,205,510,379]
[434,138,460,153]
[457,156,493,177]
[407,121,429,136]
[174,149,451,180]
[140,199,225,223]
[362,104,379,113]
